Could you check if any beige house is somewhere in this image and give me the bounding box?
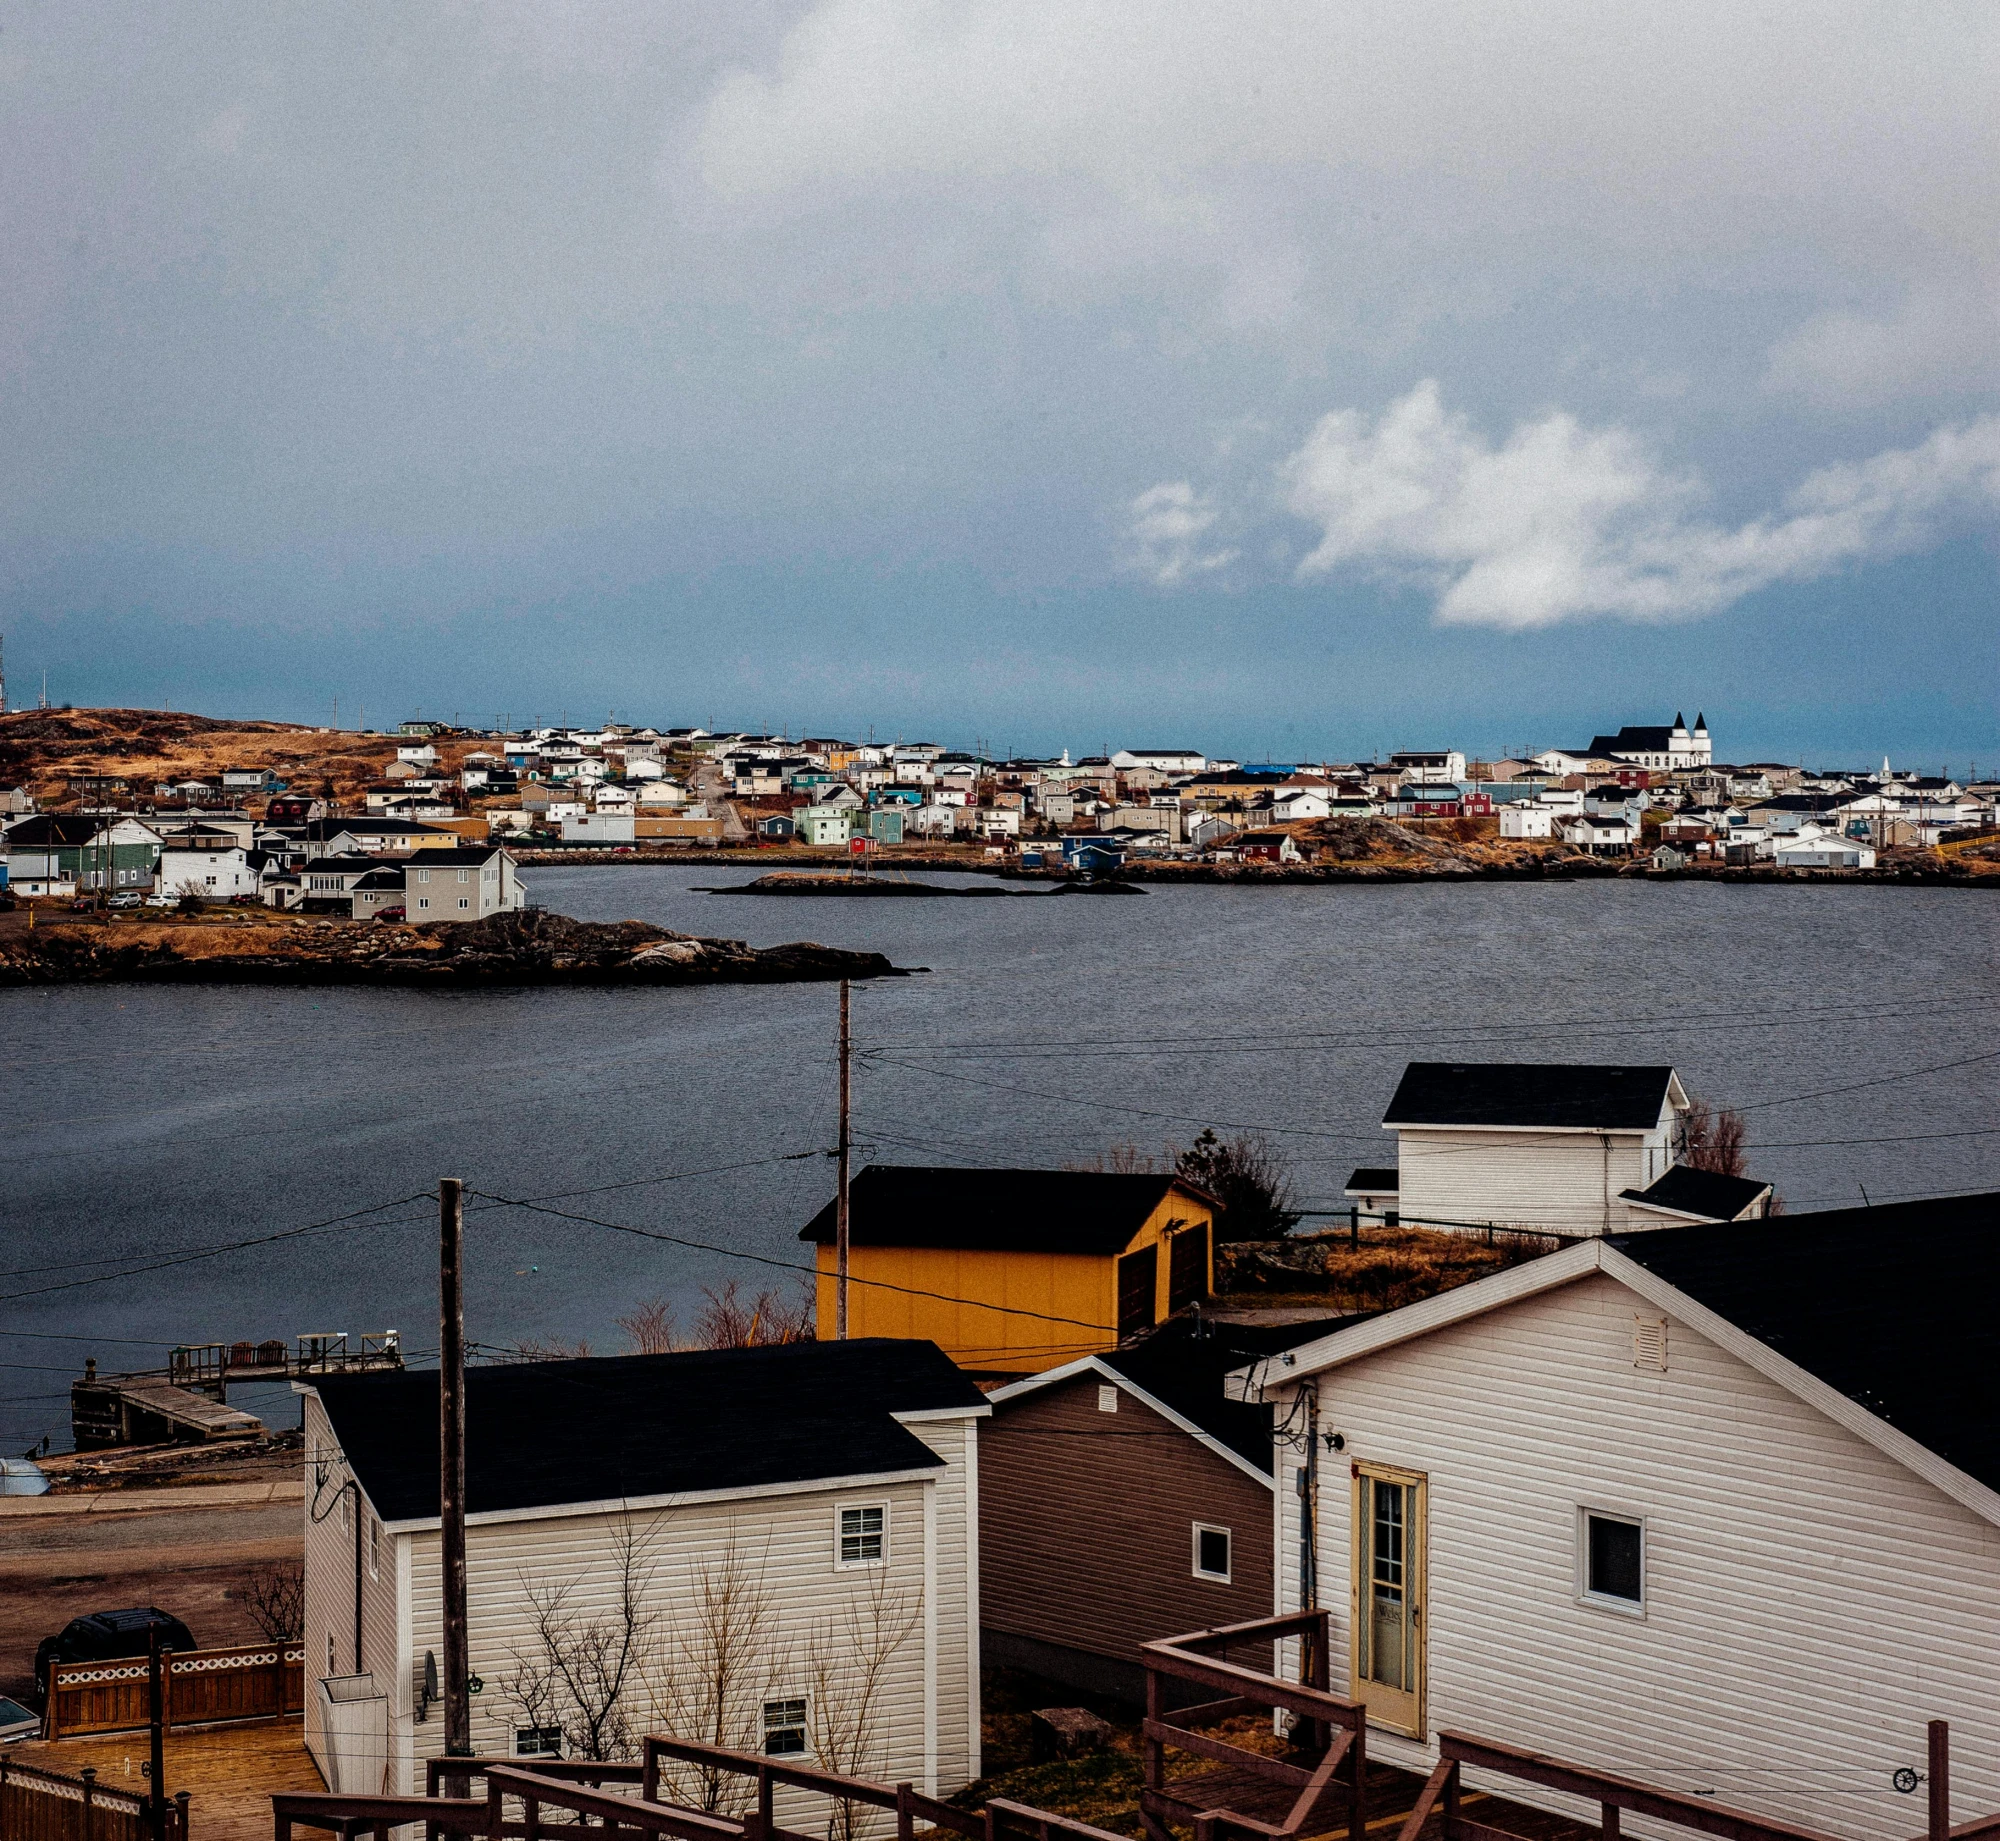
[299,1342,986,1808]
[1246,1194,2000,1841]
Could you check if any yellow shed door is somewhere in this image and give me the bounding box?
[1350,1462,1426,1737]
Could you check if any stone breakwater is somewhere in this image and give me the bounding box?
[0,909,903,988]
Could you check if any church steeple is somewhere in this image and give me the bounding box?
[1674,711,1687,730]
[1693,711,1707,732]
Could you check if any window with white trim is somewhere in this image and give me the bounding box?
[515,1726,563,1758]
[1580,1509,1644,1611]
[837,1503,886,1567]
[368,1517,381,1579]
[763,1698,807,1756]
[1192,1522,1232,1583]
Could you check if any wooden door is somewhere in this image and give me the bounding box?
[1116,1246,1158,1340]
[1350,1462,1426,1736]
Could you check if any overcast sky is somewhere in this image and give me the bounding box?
[3,2,1996,762]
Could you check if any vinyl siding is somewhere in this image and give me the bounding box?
[1397,1129,1672,1236]
[301,1391,403,1790]
[1270,1272,2000,1841]
[982,1374,1274,1668]
[907,1414,979,1788]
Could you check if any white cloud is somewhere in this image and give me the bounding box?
[1265,382,2000,628]
[1122,482,1237,586]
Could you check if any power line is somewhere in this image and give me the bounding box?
[469,1189,1117,1335]
[0,1193,434,1304]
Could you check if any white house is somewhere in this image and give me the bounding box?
[1390,751,1467,785]
[1245,1193,2000,1841]
[1497,805,1555,840]
[1561,815,1636,855]
[299,1342,987,1806]
[1111,749,1207,774]
[1585,713,1713,771]
[1381,1062,1726,1238]
[1773,828,1877,871]
[157,843,266,900]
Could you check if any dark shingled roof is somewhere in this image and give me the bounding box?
[312,1339,983,1523]
[1621,1164,1770,1222]
[990,1313,1354,1475]
[1345,1167,1400,1194]
[1384,1063,1676,1133]
[799,1165,1213,1256]
[1610,1194,2000,1492]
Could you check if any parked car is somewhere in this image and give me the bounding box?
[107,892,143,909]
[372,905,406,922]
[0,1695,39,1743]
[143,893,178,907]
[33,1608,195,1705]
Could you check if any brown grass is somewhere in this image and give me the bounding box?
[1217,1223,1549,1314]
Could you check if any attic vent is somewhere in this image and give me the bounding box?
[1097,1384,1119,1414]
[1633,1317,1668,1372]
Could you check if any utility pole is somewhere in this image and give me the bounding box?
[438,1177,471,1791]
[836,980,852,1339]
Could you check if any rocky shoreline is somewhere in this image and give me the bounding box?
[0,909,904,988]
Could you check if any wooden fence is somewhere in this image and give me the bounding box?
[0,1755,186,1841]
[45,1640,305,1740]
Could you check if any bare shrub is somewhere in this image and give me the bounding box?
[507,1335,592,1361]
[618,1297,679,1354]
[1681,1100,1749,1177]
[506,1516,654,1760]
[693,1280,814,1348]
[241,1562,305,1641]
[806,1570,924,1841]
[1177,1129,1303,1242]
[645,1534,786,1813]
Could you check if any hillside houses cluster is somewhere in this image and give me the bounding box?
[283,1056,1999,1841]
[0,806,524,919]
[3,713,1993,896]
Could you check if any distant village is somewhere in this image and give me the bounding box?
[3,710,1996,911]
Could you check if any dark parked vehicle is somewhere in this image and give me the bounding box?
[33,1607,194,1704]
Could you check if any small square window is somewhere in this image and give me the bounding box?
[516,1726,563,1758]
[1193,1523,1232,1583]
[1097,1385,1119,1413]
[1583,1511,1644,1608]
[763,1697,807,1756]
[838,1504,885,1566]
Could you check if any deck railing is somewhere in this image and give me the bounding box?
[1139,1610,1369,1841]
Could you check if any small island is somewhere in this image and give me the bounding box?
[0,907,903,989]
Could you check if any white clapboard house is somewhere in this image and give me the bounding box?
[1373,1062,1771,1238]
[300,1341,987,1805]
[1244,1192,2000,1841]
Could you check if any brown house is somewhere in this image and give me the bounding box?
[979,1312,1348,1701]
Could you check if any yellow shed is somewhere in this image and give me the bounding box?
[800,1165,1219,1374]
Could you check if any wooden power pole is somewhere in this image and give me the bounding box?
[836,979,851,1339]
[438,1177,471,1788]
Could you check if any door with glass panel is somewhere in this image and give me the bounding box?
[1350,1463,1426,1736]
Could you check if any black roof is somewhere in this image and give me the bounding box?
[312,1340,983,1523]
[1590,726,1675,753]
[406,846,507,866]
[1344,1167,1400,1194]
[5,815,119,846]
[306,816,454,838]
[1610,1194,2000,1491]
[800,1164,1213,1255]
[1384,1063,1677,1132]
[1621,1164,1770,1222]
[994,1314,1354,1475]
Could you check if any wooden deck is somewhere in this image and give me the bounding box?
[8,1714,323,1841]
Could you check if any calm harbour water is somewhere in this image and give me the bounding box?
[2,867,1995,1449]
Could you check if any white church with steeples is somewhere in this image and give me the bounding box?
[1583,712,1712,771]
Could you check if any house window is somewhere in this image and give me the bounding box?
[1581,1510,1645,1610]
[326,1634,337,1675]
[838,1504,886,1567]
[459,898,470,909]
[458,868,470,883]
[417,897,430,910]
[368,1517,380,1580]
[515,1726,563,1758]
[1193,1523,1232,1583]
[763,1698,808,1756]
